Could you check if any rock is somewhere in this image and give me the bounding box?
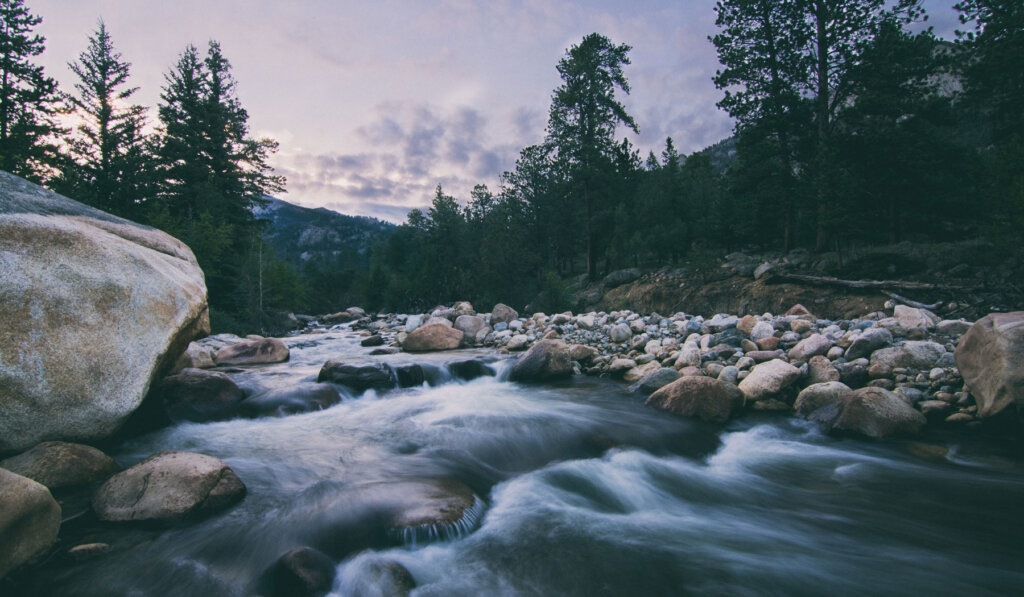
[506,334,531,351]
[793,382,853,416]
[603,268,642,288]
[785,304,814,318]
[609,323,632,343]
[369,347,400,356]
[609,358,638,377]
[322,311,358,324]
[755,336,781,350]
[623,361,661,383]
[0,173,209,453]
[453,315,487,341]
[737,315,758,335]
[317,361,395,392]
[346,307,366,317]
[674,345,701,368]
[893,305,938,330]
[738,359,800,401]
[402,324,464,352]
[394,365,426,388]
[267,547,336,597]
[705,314,739,333]
[0,441,120,491]
[158,368,245,423]
[172,341,216,372]
[753,262,777,280]
[92,451,245,522]
[424,316,454,328]
[490,303,519,325]
[788,334,832,362]
[237,383,341,418]
[935,319,971,336]
[646,376,745,423]
[568,344,598,364]
[955,312,1024,419]
[750,321,776,342]
[453,301,475,317]
[806,387,927,438]
[870,341,945,370]
[576,314,596,330]
[214,338,289,366]
[347,560,416,597]
[67,542,113,562]
[508,340,572,382]
[447,359,495,381]
[360,335,384,347]
[0,468,61,578]
[405,314,424,333]
[628,367,681,395]
[806,355,841,385]
[790,319,813,334]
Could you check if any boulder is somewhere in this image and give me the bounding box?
[506,334,531,351]
[92,451,245,522]
[623,361,660,383]
[628,367,681,395]
[453,315,487,341]
[609,323,632,343]
[214,338,289,366]
[793,382,853,416]
[787,334,832,362]
[806,355,840,385]
[646,376,745,423]
[955,312,1024,419]
[172,341,216,372]
[509,340,572,382]
[845,327,893,360]
[0,441,120,491]
[0,468,61,578]
[237,384,341,418]
[447,359,495,381]
[158,368,245,423]
[424,316,454,327]
[737,359,800,401]
[0,172,209,453]
[870,341,945,370]
[608,358,637,377]
[806,387,926,438]
[490,303,519,325]
[603,268,642,288]
[568,344,598,364]
[317,361,395,392]
[402,324,464,352]
[893,305,938,330]
[404,314,424,333]
[360,335,384,347]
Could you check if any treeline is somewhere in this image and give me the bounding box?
[368,0,1022,312]
[0,0,298,331]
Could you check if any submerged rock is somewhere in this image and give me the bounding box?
[0,441,120,491]
[237,383,341,418]
[267,547,336,597]
[0,172,209,453]
[318,361,395,392]
[92,451,245,522]
[0,468,61,578]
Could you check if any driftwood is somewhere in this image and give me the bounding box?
[881,290,942,311]
[765,272,961,291]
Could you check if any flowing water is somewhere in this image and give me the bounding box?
[25,326,1024,596]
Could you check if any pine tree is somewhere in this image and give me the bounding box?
[546,33,637,280]
[0,0,62,181]
[61,20,149,217]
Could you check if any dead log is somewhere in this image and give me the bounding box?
[765,272,962,291]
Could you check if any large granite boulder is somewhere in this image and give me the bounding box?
[0,468,61,578]
[509,339,573,382]
[0,441,120,491]
[646,376,745,423]
[402,324,464,352]
[0,172,209,453]
[806,387,926,438]
[92,451,245,522]
[955,312,1024,419]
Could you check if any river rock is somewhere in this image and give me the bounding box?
[403,324,464,352]
[447,359,495,381]
[750,321,776,342]
[793,382,853,416]
[738,359,800,401]
[955,312,1024,419]
[894,305,938,330]
[0,468,61,578]
[237,383,341,418]
[568,344,598,364]
[507,334,531,351]
[454,315,487,341]
[646,376,745,423]
[318,361,395,392]
[0,172,209,453]
[214,338,290,366]
[405,314,424,333]
[623,361,661,383]
[453,301,475,317]
[806,387,926,438]
[266,547,336,597]
[490,303,519,325]
[609,323,632,343]
[870,341,945,370]
[172,341,217,372]
[806,355,840,385]
[0,441,120,491]
[788,334,832,362]
[158,368,245,423]
[509,340,572,382]
[845,327,893,360]
[92,451,245,522]
[360,334,384,347]
[628,367,681,395]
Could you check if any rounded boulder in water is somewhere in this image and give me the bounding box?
[0,441,120,491]
[509,340,573,382]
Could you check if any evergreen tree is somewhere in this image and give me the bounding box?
[0,0,62,181]
[60,20,150,217]
[546,33,637,279]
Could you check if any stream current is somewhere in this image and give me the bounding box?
[29,325,1024,596]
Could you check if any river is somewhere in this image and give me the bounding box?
[27,325,1024,596]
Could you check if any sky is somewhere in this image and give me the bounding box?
[31,0,963,223]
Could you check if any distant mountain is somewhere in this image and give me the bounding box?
[256,197,396,266]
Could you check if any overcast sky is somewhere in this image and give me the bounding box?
[32,0,963,223]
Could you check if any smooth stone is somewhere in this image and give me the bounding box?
[0,468,61,578]
[646,376,745,423]
[0,441,120,491]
